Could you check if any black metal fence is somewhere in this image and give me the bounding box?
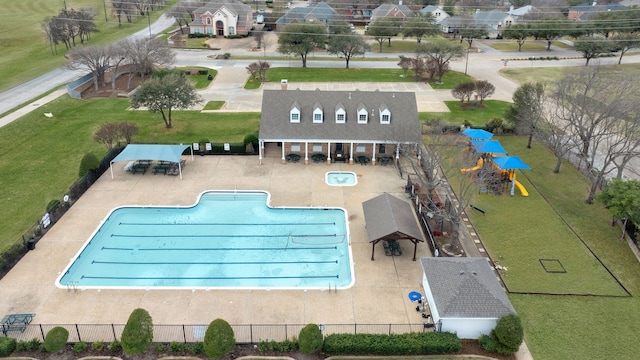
[8,323,428,343]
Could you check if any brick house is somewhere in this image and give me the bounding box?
[189,0,253,36]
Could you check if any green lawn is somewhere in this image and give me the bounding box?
[264,68,415,82]
[0,96,259,252]
[442,134,640,359]
[203,101,226,110]
[499,63,640,86]
[486,41,549,52]
[0,0,177,93]
[420,100,512,126]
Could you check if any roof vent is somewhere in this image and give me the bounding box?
[459,270,465,275]
[472,271,477,275]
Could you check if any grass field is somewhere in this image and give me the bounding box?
[265,68,415,83]
[420,100,512,126]
[486,41,549,52]
[0,0,177,93]
[499,63,640,86]
[425,103,640,359]
[0,96,259,252]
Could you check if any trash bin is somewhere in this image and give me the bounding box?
[280,79,288,90]
[27,238,36,251]
[207,74,213,81]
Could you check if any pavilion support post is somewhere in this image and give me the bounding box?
[371,242,376,261]
[413,240,418,261]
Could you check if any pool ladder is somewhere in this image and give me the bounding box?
[67,281,78,293]
[328,283,337,294]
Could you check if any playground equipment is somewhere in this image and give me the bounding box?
[461,154,531,197]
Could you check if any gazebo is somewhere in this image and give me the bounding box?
[362,193,425,261]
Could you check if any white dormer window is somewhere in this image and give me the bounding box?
[379,105,391,124]
[335,103,346,123]
[357,105,368,124]
[313,103,323,123]
[290,103,300,123]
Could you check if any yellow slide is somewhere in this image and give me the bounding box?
[461,158,483,174]
[510,172,528,197]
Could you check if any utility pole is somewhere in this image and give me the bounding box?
[464,47,470,75]
[148,12,152,39]
[102,0,108,22]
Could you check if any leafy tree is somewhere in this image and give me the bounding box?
[474,80,495,105]
[121,308,153,355]
[327,20,351,35]
[596,178,640,227]
[367,17,403,52]
[130,72,203,129]
[504,82,545,148]
[574,37,611,66]
[529,18,569,50]
[79,153,100,177]
[44,326,69,353]
[397,56,413,78]
[204,318,235,358]
[277,23,326,68]
[298,324,323,354]
[502,24,530,51]
[416,41,464,82]
[402,13,439,43]
[451,82,475,103]
[327,33,369,68]
[442,0,455,15]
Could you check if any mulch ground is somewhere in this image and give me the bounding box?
[10,340,514,360]
[81,73,144,99]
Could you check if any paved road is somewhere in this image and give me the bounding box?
[0,13,176,115]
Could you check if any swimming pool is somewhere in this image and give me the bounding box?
[56,191,353,290]
[325,171,357,186]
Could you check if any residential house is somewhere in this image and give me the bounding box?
[275,2,338,31]
[473,9,516,38]
[420,5,450,23]
[507,5,534,20]
[370,2,414,24]
[568,2,626,20]
[189,0,253,36]
[259,89,421,165]
[420,257,516,339]
[439,15,475,36]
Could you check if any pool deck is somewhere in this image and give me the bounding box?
[0,154,433,327]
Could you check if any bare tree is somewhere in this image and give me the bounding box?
[416,41,464,82]
[474,80,495,105]
[111,0,131,27]
[122,37,175,87]
[537,102,581,174]
[552,67,639,203]
[93,123,121,149]
[451,82,475,103]
[67,44,114,91]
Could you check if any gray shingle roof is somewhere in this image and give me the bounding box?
[473,9,509,25]
[420,257,515,318]
[259,89,421,143]
[276,2,337,25]
[362,193,425,243]
[372,4,413,19]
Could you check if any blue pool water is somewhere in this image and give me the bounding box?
[325,171,357,186]
[56,191,353,289]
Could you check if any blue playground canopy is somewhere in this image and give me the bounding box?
[470,140,507,154]
[492,156,531,170]
[462,128,493,140]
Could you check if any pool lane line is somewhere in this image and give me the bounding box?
[91,260,339,265]
[109,233,342,238]
[118,222,337,226]
[81,274,341,280]
[100,246,338,251]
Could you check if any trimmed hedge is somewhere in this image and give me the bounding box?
[298,324,323,354]
[44,326,69,352]
[121,308,153,355]
[323,332,461,355]
[0,337,16,357]
[204,318,235,358]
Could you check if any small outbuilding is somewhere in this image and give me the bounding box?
[420,257,516,339]
[362,193,425,261]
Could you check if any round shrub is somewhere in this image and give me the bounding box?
[121,308,153,355]
[44,326,69,352]
[493,313,524,354]
[0,336,17,356]
[298,323,323,354]
[204,318,235,358]
[78,153,100,177]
